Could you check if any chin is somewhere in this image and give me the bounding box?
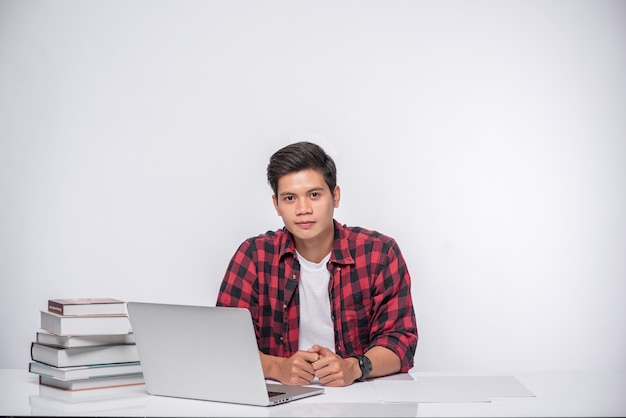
[291,228,319,241]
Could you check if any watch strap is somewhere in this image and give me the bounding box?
[352,354,372,381]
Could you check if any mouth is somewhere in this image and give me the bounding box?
[295,221,315,229]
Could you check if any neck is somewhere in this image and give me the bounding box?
[294,233,334,264]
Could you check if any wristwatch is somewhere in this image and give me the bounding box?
[353,354,372,381]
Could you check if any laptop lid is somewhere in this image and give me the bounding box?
[126,302,324,406]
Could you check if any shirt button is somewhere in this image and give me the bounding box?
[336,267,341,272]
[291,274,297,280]
[283,304,287,310]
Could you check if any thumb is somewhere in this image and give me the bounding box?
[314,345,334,357]
[307,344,322,353]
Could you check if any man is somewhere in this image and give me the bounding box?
[217,141,418,387]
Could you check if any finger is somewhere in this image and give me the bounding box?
[316,346,335,356]
[316,369,340,385]
[295,372,314,385]
[287,373,314,386]
[311,360,323,371]
[299,351,321,363]
[294,357,317,375]
[316,366,349,387]
[311,355,331,371]
[321,377,348,387]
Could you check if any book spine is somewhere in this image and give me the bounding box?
[48,300,65,315]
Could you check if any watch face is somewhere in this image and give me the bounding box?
[358,355,372,380]
[361,355,373,372]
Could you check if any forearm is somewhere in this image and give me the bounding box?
[259,351,282,382]
[362,346,401,379]
[368,243,418,373]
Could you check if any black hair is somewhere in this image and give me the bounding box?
[266,141,337,197]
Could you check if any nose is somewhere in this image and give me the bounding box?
[296,198,312,215]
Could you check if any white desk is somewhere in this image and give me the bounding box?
[1,369,625,417]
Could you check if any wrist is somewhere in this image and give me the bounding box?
[351,354,373,381]
[259,351,281,381]
[349,357,362,381]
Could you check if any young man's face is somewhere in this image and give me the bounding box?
[272,168,340,247]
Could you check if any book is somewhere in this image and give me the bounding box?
[39,373,145,391]
[36,330,135,348]
[40,311,132,336]
[29,361,142,380]
[48,298,127,316]
[31,342,140,368]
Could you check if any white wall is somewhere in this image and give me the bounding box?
[1,0,625,373]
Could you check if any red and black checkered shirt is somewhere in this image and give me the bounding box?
[216,220,418,372]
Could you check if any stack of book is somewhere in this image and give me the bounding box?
[29,298,144,391]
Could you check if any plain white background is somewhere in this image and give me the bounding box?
[1,0,625,373]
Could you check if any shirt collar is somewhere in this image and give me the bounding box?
[279,220,355,266]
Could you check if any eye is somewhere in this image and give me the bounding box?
[284,195,295,202]
[310,191,320,198]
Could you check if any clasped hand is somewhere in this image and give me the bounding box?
[277,344,359,387]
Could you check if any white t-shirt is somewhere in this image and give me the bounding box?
[296,250,335,352]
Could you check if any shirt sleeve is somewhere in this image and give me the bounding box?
[216,239,260,337]
[368,239,418,372]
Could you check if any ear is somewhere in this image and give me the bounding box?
[272,195,281,216]
[333,185,341,208]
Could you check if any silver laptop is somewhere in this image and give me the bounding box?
[127,302,324,406]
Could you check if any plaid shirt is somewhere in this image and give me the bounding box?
[216,220,418,372]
